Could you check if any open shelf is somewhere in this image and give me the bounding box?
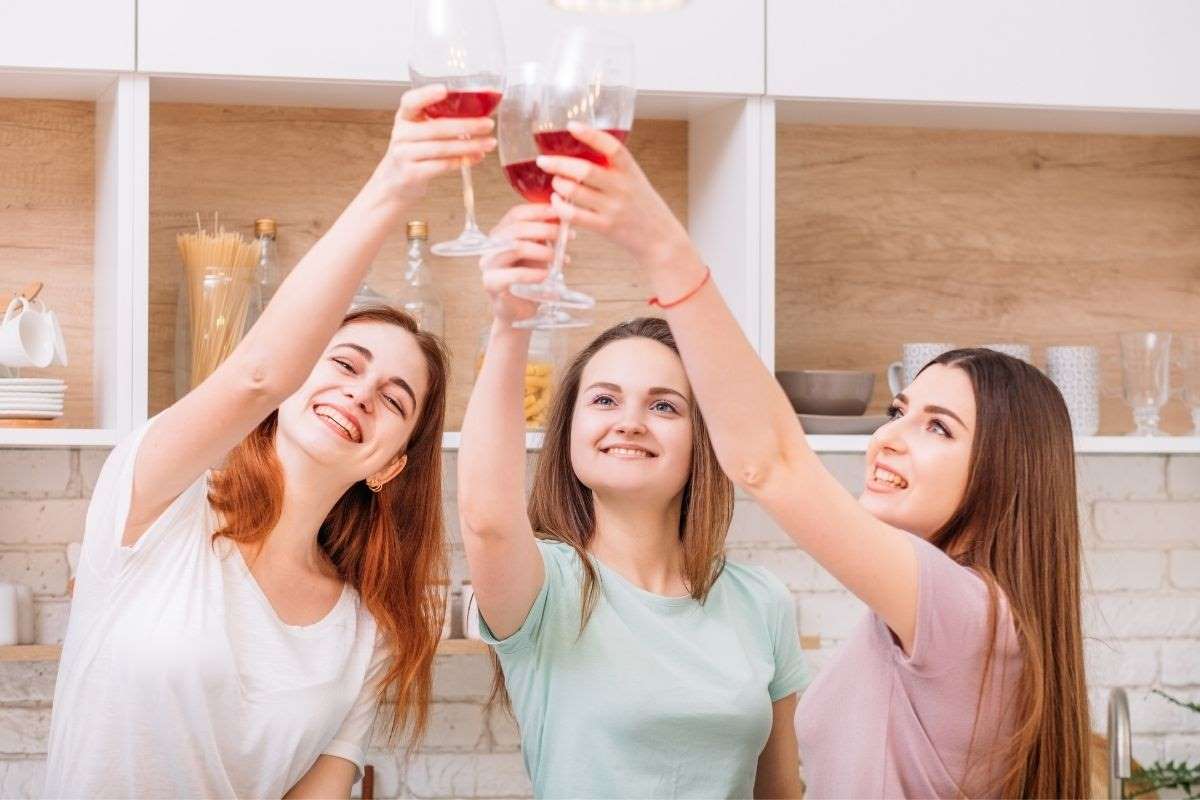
[0,71,143,447]
[772,108,1200,438]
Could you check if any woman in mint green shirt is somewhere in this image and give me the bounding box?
[458,205,808,800]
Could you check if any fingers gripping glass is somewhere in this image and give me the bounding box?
[507,28,637,328]
[410,0,509,257]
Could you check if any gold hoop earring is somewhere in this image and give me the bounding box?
[366,476,384,493]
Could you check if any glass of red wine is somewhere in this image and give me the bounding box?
[409,0,508,257]
[498,62,581,329]
[508,27,636,327]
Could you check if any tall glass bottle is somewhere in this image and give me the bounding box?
[245,218,281,329]
[396,220,444,338]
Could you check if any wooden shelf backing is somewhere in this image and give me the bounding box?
[774,122,1200,436]
[0,644,61,662]
[0,98,98,430]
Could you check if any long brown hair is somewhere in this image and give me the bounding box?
[490,318,734,708]
[208,305,449,750]
[922,348,1090,798]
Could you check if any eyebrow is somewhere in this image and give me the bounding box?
[894,393,969,430]
[335,343,417,408]
[584,381,689,404]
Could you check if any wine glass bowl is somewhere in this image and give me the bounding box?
[1120,331,1173,437]
[409,0,509,257]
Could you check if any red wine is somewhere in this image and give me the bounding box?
[534,129,630,166]
[424,90,503,119]
[504,160,554,203]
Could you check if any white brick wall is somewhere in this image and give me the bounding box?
[0,448,1196,797]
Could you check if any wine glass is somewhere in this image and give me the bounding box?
[498,62,586,329]
[508,27,637,327]
[1182,333,1200,435]
[1120,331,1172,436]
[409,0,508,257]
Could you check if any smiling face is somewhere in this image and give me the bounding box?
[568,337,695,506]
[859,363,977,538]
[275,320,431,484]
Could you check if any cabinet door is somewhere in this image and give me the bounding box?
[768,0,1200,111]
[500,0,763,95]
[139,0,763,94]
[0,0,134,71]
[138,0,410,82]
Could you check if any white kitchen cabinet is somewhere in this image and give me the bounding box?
[137,0,761,94]
[768,0,1200,112]
[0,0,134,72]
[499,0,763,95]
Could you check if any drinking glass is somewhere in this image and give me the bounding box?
[498,62,585,329]
[1120,331,1172,436]
[508,27,636,327]
[1182,334,1200,435]
[409,0,508,257]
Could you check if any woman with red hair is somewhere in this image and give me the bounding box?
[43,85,493,799]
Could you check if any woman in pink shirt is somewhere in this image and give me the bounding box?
[533,124,1091,798]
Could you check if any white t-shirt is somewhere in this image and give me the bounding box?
[43,421,390,799]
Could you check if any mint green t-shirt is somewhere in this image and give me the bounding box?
[479,539,809,799]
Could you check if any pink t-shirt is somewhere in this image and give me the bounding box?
[796,534,1022,798]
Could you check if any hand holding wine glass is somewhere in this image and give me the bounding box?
[480,204,561,325]
[534,122,694,269]
[370,85,497,206]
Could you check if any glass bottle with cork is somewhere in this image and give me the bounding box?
[396,220,444,339]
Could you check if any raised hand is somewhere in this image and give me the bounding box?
[479,204,561,324]
[371,84,497,205]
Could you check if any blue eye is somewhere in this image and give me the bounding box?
[652,400,677,414]
[929,419,950,438]
[592,394,616,407]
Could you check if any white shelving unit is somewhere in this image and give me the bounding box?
[1,4,1198,455]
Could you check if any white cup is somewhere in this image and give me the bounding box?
[982,343,1033,363]
[1046,345,1101,436]
[0,297,55,369]
[888,343,956,395]
[0,583,19,647]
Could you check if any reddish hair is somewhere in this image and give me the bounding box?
[208,305,449,750]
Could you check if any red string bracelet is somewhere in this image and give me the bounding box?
[648,266,711,309]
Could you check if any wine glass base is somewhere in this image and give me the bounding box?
[512,307,591,330]
[509,283,595,310]
[431,231,512,258]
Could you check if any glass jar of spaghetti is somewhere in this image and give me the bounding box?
[475,328,565,430]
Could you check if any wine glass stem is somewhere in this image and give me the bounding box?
[548,216,572,285]
[460,157,482,235]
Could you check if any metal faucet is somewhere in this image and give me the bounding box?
[1108,687,1132,799]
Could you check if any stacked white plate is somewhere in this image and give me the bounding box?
[0,378,66,420]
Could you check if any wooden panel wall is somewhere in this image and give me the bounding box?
[0,99,95,428]
[776,124,1200,435]
[149,103,687,429]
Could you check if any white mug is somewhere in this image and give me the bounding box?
[1046,346,1101,436]
[0,297,55,369]
[0,583,19,647]
[982,343,1033,363]
[888,343,956,395]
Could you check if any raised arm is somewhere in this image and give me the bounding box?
[124,86,496,545]
[534,126,919,649]
[457,205,561,640]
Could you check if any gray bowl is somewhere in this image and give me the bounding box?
[775,370,876,416]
